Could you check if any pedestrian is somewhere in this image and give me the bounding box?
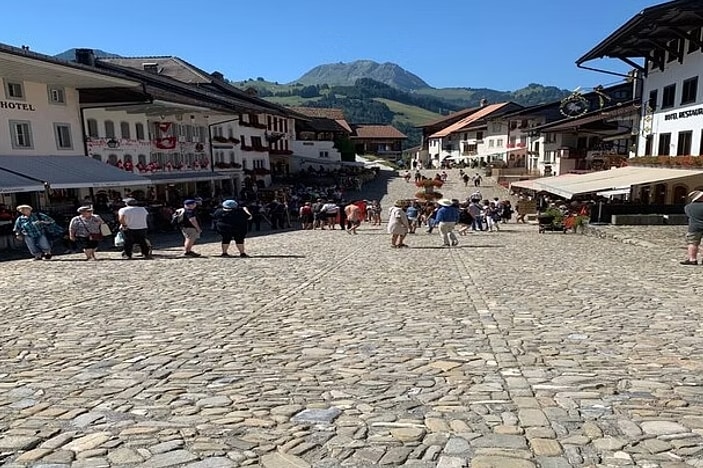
[406,201,419,234]
[177,199,202,257]
[516,196,528,224]
[501,200,513,223]
[320,199,339,229]
[436,198,460,247]
[387,200,410,248]
[344,201,362,235]
[403,170,411,183]
[299,202,314,230]
[474,173,482,187]
[212,200,252,258]
[118,198,152,260]
[69,206,107,261]
[12,205,54,260]
[267,199,286,230]
[463,173,470,187]
[681,190,703,265]
[468,200,483,231]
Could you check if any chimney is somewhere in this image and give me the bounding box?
[480,99,489,107]
[211,71,225,81]
[142,63,159,74]
[75,48,96,66]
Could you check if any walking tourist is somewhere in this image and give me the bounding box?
[212,200,252,258]
[13,205,55,260]
[387,200,410,248]
[299,202,314,230]
[118,198,152,260]
[436,199,460,247]
[321,199,339,229]
[69,206,107,261]
[177,199,202,257]
[406,201,419,234]
[681,190,703,265]
[344,201,362,235]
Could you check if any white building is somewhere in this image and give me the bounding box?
[99,56,297,189]
[0,44,149,210]
[576,0,703,161]
[427,102,522,167]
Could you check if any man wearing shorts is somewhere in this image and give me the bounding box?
[180,199,202,257]
[682,190,703,265]
[345,201,362,235]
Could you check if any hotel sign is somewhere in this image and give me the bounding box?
[0,101,36,111]
[664,107,703,121]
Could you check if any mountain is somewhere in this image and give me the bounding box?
[415,83,571,109]
[294,60,430,91]
[54,49,122,61]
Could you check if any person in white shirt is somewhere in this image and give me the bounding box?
[321,200,339,229]
[118,198,152,259]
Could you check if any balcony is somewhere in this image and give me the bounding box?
[506,142,527,149]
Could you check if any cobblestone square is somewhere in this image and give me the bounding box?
[2,171,703,467]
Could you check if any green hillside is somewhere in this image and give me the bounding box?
[375,99,440,126]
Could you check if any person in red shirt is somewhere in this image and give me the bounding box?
[299,202,314,230]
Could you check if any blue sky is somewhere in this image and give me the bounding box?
[7,0,661,91]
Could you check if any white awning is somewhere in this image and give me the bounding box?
[0,155,150,189]
[535,167,703,199]
[597,187,631,197]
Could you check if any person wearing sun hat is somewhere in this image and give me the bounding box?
[12,205,55,260]
[69,206,107,261]
[211,200,252,257]
[435,198,460,247]
[387,199,410,248]
[681,190,703,265]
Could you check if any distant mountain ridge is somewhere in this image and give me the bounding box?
[54,49,122,61]
[295,60,430,91]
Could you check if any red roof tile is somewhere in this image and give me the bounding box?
[430,103,511,138]
[351,125,407,139]
[289,107,347,120]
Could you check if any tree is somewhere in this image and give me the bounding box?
[299,85,321,98]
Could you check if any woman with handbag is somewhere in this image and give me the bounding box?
[13,205,55,260]
[69,206,108,261]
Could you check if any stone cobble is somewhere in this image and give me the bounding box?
[1,170,703,467]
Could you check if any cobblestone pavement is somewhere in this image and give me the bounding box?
[2,170,703,468]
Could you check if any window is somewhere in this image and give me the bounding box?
[546,133,557,144]
[120,122,131,140]
[496,138,504,147]
[658,133,672,156]
[135,123,145,140]
[544,151,556,163]
[227,126,234,139]
[9,120,33,149]
[240,135,246,146]
[644,135,653,156]
[689,29,701,53]
[251,136,263,148]
[677,131,693,155]
[648,89,658,111]
[4,80,24,100]
[682,77,698,105]
[104,120,115,139]
[476,131,483,141]
[284,119,288,133]
[87,119,99,138]
[138,154,147,166]
[267,116,272,130]
[488,140,495,148]
[54,123,73,150]
[319,151,329,158]
[48,86,65,104]
[229,151,235,162]
[668,39,681,62]
[662,84,676,108]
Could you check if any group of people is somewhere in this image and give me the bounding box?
[10,197,256,261]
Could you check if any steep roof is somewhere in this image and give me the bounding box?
[288,107,352,132]
[417,106,482,129]
[351,125,407,139]
[577,0,703,65]
[100,56,298,117]
[430,103,516,138]
[289,107,346,120]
